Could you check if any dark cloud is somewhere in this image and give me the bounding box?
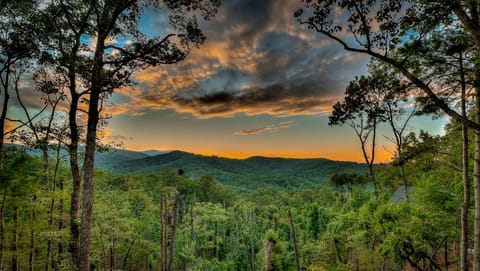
[205,0,274,44]
[120,0,370,118]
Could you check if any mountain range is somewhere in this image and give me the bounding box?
[6,144,367,190]
[96,149,367,190]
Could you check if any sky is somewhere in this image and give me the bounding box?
[6,0,446,162]
[103,0,446,162]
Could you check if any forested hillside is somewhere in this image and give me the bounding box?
[0,122,463,270]
[98,150,366,190]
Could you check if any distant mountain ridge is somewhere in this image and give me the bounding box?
[5,143,367,190]
[100,149,367,190]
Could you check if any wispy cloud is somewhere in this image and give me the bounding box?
[235,121,293,136]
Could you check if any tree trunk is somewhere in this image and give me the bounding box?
[78,29,105,270]
[473,83,480,271]
[190,198,195,242]
[473,52,480,271]
[460,51,470,271]
[399,164,409,202]
[110,239,115,271]
[168,201,178,271]
[58,177,65,262]
[77,94,99,271]
[68,92,82,266]
[287,209,301,271]
[0,66,9,168]
[357,117,378,197]
[41,148,50,187]
[370,118,378,197]
[29,195,37,271]
[122,240,135,270]
[160,200,167,271]
[46,196,55,271]
[445,241,449,270]
[264,240,273,271]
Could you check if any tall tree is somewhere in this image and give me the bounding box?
[295,2,480,268]
[77,2,220,269]
[416,28,475,271]
[329,75,386,196]
[368,60,414,199]
[35,1,221,269]
[34,1,94,263]
[0,0,37,167]
[287,209,301,271]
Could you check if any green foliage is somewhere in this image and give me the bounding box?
[329,172,368,192]
[98,150,367,190]
[0,112,471,270]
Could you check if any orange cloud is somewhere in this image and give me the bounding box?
[98,0,369,120]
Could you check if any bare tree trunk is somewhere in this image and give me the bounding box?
[0,66,9,168]
[168,201,178,271]
[68,92,82,265]
[190,197,195,242]
[160,200,167,271]
[122,240,135,270]
[399,165,409,201]
[445,241,449,270]
[287,209,301,271]
[78,30,105,270]
[386,100,415,202]
[473,84,480,271]
[29,195,38,271]
[78,94,99,271]
[355,117,378,197]
[110,236,115,271]
[460,51,470,271]
[264,240,273,271]
[369,118,378,197]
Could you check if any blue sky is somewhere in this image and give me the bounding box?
[4,0,447,162]
[98,0,447,162]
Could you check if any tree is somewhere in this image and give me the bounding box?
[79,2,220,269]
[35,1,221,269]
[329,75,386,196]
[295,1,479,130]
[264,229,278,271]
[365,61,415,200]
[35,1,94,262]
[287,209,301,271]
[416,28,475,270]
[0,1,37,167]
[295,2,480,268]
